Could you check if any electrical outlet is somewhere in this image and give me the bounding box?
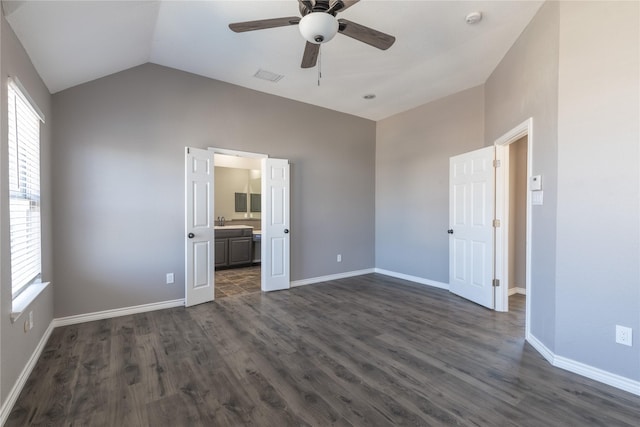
[29,311,34,330]
[337,254,342,263]
[166,273,175,284]
[616,325,632,346]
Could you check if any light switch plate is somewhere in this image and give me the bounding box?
[532,191,544,205]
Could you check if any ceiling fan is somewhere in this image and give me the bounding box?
[229,0,396,69]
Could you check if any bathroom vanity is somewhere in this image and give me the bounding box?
[214,226,252,268]
[214,225,260,269]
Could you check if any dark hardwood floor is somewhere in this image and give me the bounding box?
[7,274,640,426]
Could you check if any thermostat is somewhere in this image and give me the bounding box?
[530,175,542,191]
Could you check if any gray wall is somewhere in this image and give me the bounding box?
[555,1,639,380]
[52,63,376,318]
[485,0,560,350]
[375,86,484,281]
[508,138,527,290]
[0,14,54,404]
[376,0,639,384]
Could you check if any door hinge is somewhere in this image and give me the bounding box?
[493,159,501,168]
[492,279,500,287]
[493,219,501,228]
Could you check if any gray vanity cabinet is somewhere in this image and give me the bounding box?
[214,239,228,268]
[215,227,253,268]
[228,237,252,266]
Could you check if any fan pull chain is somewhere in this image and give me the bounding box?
[317,47,322,86]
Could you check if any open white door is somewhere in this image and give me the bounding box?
[449,146,495,309]
[262,158,290,292]
[185,147,215,307]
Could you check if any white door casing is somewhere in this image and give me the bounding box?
[449,146,496,309]
[494,118,533,329]
[185,147,215,307]
[262,158,290,292]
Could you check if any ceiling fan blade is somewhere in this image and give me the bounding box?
[338,18,395,50]
[229,17,300,33]
[301,42,320,68]
[328,0,360,14]
[298,0,315,15]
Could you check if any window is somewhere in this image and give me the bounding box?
[8,79,43,298]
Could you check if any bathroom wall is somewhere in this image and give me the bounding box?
[214,167,260,221]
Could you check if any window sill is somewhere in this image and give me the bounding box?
[11,282,50,323]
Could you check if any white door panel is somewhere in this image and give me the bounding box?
[262,158,290,292]
[449,146,495,309]
[185,147,215,307]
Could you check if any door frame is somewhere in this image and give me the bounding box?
[493,118,533,337]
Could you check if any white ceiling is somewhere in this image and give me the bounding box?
[3,0,543,121]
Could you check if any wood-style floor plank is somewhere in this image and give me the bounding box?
[6,273,640,426]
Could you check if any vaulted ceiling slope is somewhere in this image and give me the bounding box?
[3,0,543,120]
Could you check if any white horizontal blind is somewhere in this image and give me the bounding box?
[8,81,42,297]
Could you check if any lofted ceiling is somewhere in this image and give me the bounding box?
[3,0,543,121]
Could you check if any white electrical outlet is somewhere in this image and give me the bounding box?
[166,273,175,284]
[337,254,342,262]
[616,325,632,346]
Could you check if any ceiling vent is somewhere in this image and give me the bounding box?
[253,69,284,83]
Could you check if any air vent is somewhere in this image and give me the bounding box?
[253,69,284,83]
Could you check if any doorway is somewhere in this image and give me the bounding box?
[494,118,533,339]
[448,118,533,336]
[213,153,263,299]
[184,147,291,307]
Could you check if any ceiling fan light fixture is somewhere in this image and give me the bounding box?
[299,12,339,44]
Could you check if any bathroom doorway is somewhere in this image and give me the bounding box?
[185,148,290,306]
[213,153,263,299]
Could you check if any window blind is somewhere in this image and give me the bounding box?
[8,80,42,297]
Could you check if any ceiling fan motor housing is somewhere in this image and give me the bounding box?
[299,12,339,44]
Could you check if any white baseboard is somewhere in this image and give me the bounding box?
[0,321,55,426]
[554,354,640,396]
[290,269,375,288]
[508,287,526,296]
[526,332,556,364]
[374,269,450,290]
[53,298,185,327]
[527,332,640,396]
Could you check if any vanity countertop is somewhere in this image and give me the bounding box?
[214,225,253,230]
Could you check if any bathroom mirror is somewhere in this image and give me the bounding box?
[250,193,261,212]
[215,165,261,220]
[235,192,247,212]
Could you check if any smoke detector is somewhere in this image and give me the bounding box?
[465,12,483,25]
